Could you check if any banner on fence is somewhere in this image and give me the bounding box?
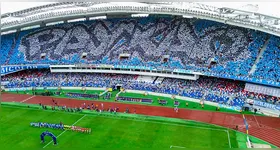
[7,87,31,91]
[7,87,57,92]
[247,99,280,111]
[1,65,50,75]
[218,104,242,111]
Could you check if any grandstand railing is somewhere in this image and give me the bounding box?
[1,64,280,88]
[50,65,199,80]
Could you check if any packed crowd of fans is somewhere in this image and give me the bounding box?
[0,33,15,65]
[2,70,279,107]
[252,36,280,82]
[1,16,279,83]
[1,16,280,108]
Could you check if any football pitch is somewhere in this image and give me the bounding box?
[0,104,274,148]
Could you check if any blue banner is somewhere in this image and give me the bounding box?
[253,100,280,111]
[1,65,49,75]
[1,64,279,88]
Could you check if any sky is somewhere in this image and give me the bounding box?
[1,2,280,18]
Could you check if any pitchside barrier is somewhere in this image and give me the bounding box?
[251,106,280,117]
[246,99,280,117]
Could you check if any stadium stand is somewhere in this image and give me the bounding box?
[1,17,279,83]
[1,16,280,110]
[2,69,279,107]
[252,36,280,82]
[1,33,15,65]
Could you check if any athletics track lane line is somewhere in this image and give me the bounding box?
[254,115,261,128]
[20,95,36,103]
[43,114,87,148]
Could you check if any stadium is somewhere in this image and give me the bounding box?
[1,1,280,148]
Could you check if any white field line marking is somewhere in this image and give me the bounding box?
[20,95,36,103]
[99,90,108,96]
[43,114,87,148]
[254,115,261,128]
[226,130,231,148]
[170,145,185,148]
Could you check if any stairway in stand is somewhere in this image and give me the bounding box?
[249,38,270,75]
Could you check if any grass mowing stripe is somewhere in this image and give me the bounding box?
[43,114,87,148]
[94,114,227,132]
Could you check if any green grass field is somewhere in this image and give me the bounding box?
[0,103,275,148]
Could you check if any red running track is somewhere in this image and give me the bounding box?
[2,93,280,147]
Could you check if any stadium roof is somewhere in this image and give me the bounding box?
[2,2,280,18]
[1,2,280,37]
